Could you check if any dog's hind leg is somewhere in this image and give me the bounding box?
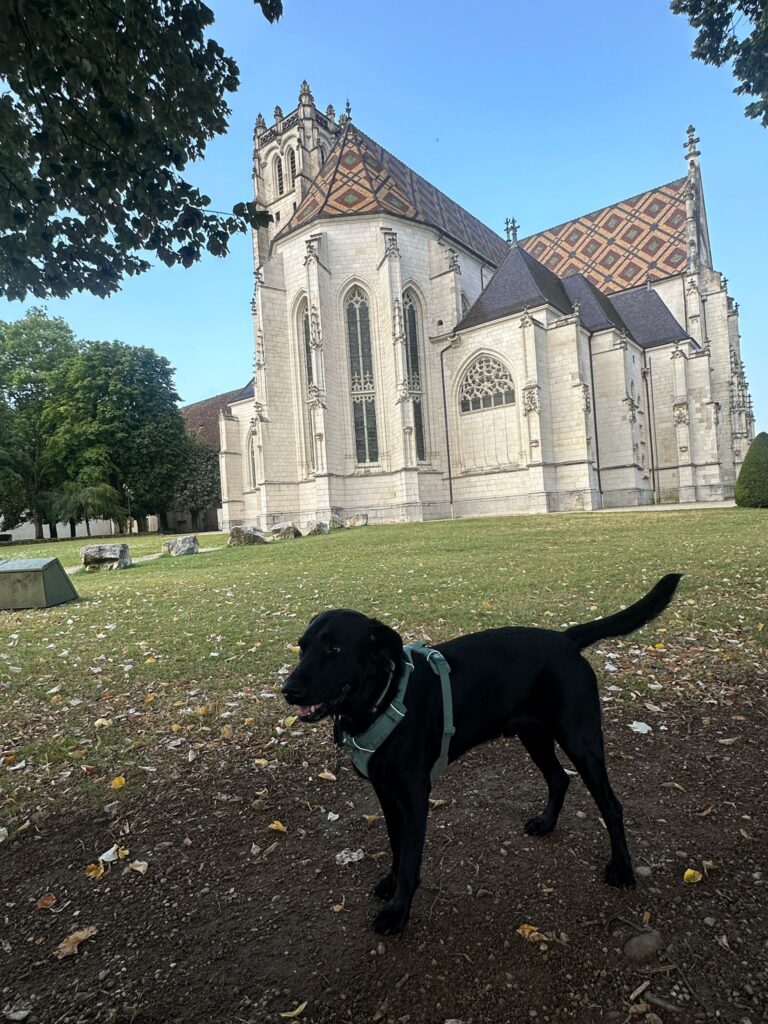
[554,671,635,888]
[518,727,570,836]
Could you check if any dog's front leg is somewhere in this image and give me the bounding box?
[372,786,401,901]
[373,784,429,935]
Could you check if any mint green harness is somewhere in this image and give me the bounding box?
[339,642,455,784]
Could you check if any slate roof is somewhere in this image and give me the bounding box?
[181,383,253,450]
[458,244,573,330]
[610,289,690,349]
[519,178,689,293]
[276,122,508,266]
[561,273,631,335]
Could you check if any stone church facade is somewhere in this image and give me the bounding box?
[219,82,754,527]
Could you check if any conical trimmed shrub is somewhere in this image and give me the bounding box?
[735,432,768,508]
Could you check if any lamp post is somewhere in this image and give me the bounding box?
[122,485,134,536]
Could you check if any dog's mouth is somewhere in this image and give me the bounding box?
[296,703,331,723]
[294,684,352,724]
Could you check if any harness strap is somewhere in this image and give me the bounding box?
[422,646,455,784]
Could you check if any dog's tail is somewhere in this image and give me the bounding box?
[564,573,682,651]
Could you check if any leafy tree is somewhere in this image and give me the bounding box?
[53,481,126,537]
[170,434,222,530]
[0,308,80,536]
[50,341,188,527]
[735,431,768,506]
[671,1,768,127]
[0,0,283,301]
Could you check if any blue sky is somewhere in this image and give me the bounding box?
[7,0,767,431]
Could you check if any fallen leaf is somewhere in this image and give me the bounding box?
[220,724,233,739]
[684,868,703,884]
[254,758,268,767]
[362,814,383,824]
[52,925,98,959]
[109,775,126,790]
[36,892,57,910]
[170,723,181,733]
[94,718,112,728]
[85,862,105,880]
[695,805,713,817]
[717,737,738,746]
[268,820,287,832]
[279,1001,308,1019]
[284,715,297,728]
[629,721,652,734]
[129,860,148,875]
[332,895,346,913]
[318,770,336,782]
[516,923,545,942]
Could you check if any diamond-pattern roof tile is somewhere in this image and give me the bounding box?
[519,178,689,293]
[276,122,508,266]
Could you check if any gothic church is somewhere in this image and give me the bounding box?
[218,82,754,527]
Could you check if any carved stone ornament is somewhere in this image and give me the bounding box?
[254,266,265,287]
[304,238,319,265]
[306,384,326,410]
[624,395,638,423]
[522,384,541,416]
[448,249,461,273]
[574,382,591,414]
[673,402,689,426]
[309,305,322,350]
[392,297,404,342]
[383,231,400,259]
[519,309,532,329]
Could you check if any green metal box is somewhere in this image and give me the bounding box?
[0,557,79,610]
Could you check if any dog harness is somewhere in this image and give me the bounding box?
[338,641,455,784]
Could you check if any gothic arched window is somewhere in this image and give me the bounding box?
[274,155,284,197]
[459,356,515,414]
[298,300,315,472]
[346,287,379,463]
[287,148,297,188]
[247,429,259,488]
[403,289,427,461]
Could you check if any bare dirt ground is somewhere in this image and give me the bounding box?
[2,662,766,1024]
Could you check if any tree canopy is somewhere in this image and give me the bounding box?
[671,1,768,127]
[0,1,282,301]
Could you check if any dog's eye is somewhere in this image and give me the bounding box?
[327,646,341,656]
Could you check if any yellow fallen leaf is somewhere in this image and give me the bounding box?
[254,758,269,767]
[94,718,112,729]
[244,717,255,726]
[170,723,181,733]
[362,814,382,824]
[516,923,545,942]
[109,775,126,790]
[289,645,300,653]
[85,862,105,880]
[220,724,233,739]
[197,706,208,716]
[53,925,98,959]
[145,657,157,665]
[145,692,156,702]
[284,715,297,728]
[653,643,666,651]
[318,769,336,782]
[268,820,287,833]
[36,892,57,909]
[117,847,130,860]
[279,1001,307,1019]
[684,868,703,884]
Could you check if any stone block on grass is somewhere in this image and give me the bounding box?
[80,543,132,571]
[301,521,329,536]
[162,536,199,557]
[270,521,302,541]
[228,526,269,546]
[344,513,369,528]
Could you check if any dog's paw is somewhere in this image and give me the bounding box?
[373,872,397,901]
[373,902,409,935]
[524,812,556,837]
[604,860,636,889]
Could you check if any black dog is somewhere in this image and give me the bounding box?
[283,574,681,935]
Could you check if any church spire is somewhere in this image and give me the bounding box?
[505,217,519,245]
[684,124,700,172]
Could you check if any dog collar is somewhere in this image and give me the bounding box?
[339,642,454,784]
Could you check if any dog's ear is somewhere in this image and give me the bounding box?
[368,618,403,663]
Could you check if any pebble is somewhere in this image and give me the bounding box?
[636,865,653,879]
[623,929,664,964]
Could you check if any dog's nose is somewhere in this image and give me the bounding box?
[281,676,305,702]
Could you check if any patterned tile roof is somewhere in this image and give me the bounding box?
[276,123,509,266]
[519,178,689,293]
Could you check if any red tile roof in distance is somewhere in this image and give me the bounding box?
[181,387,248,450]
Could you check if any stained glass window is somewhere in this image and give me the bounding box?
[299,300,314,472]
[274,156,284,197]
[403,290,426,461]
[346,288,379,463]
[459,356,515,414]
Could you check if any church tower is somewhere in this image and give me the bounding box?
[251,82,340,267]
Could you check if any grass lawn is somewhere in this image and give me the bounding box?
[1,508,765,821]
